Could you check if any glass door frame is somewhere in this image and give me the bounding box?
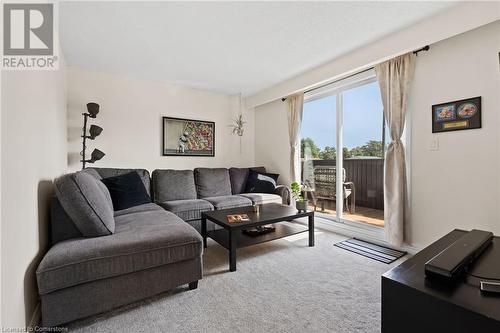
[303,69,382,227]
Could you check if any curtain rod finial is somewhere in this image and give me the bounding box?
[413,45,430,56]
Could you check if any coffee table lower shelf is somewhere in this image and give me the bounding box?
[202,203,315,272]
[206,222,308,249]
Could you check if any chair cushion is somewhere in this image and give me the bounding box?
[54,171,115,237]
[245,170,279,194]
[194,168,232,198]
[36,205,202,294]
[238,193,283,205]
[158,199,214,221]
[203,195,252,210]
[152,169,197,202]
[90,168,151,195]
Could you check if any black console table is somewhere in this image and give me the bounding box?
[382,229,500,333]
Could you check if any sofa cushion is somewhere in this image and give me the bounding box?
[50,197,83,245]
[203,195,252,210]
[82,168,102,180]
[245,170,279,194]
[194,168,231,198]
[229,168,249,194]
[114,202,164,217]
[158,199,214,221]
[238,193,283,205]
[54,171,115,237]
[90,168,151,195]
[152,169,197,202]
[228,167,268,194]
[251,166,267,174]
[36,205,202,294]
[101,171,151,211]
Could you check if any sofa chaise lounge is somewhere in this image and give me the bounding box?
[37,168,203,326]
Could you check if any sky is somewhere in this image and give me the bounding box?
[301,81,384,149]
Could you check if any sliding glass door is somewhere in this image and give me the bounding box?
[301,94,338,218]
[300,70,385,227]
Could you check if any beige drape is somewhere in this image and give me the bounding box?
[375,53,415,246]
[286,94,304,183]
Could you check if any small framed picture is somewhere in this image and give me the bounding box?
[432,97,481,133]
[162,117,215,156]
[434,105,455,122]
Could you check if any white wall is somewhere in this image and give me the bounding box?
[1,63,67,325]
[254,100,290,185]
[254,21,500,248]
[409,21,500,248]
[67,68,255,172]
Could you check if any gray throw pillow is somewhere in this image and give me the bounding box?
[54,171,115,237]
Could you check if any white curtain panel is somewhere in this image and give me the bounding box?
[286,94,304,183]
[375,53,415,246]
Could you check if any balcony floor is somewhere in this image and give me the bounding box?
[308,202,384,227]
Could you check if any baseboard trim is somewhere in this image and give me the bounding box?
[28,302,41,329]
[315,217,384,241]
[402,244,423,255]
[300,216,423,255]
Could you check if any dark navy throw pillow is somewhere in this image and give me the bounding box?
[244,170,279,194]
[101,171,151,211]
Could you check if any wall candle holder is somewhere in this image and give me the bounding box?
[81,102,105,169]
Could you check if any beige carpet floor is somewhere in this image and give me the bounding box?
[68,221,405,333]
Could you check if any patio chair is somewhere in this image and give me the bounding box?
[313,165,356,213]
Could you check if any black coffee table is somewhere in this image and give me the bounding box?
[201,203,314,272]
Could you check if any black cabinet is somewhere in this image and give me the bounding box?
[382,229,500,333]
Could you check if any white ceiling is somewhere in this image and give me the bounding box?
[60,1,456,96]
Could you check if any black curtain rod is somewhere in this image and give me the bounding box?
[413,45,430,55]
[281,45,430,102]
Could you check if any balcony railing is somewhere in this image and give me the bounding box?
[303,158,384,210]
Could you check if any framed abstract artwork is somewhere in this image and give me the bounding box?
[432,97,481,133]
[162,117,215,156]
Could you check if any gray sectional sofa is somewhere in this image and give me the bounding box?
[37,166,289,326]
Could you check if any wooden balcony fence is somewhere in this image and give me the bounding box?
[302,158,384,210]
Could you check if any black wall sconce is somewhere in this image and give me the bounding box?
[81,102,105,169]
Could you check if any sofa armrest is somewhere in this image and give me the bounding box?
[275,185,291,205]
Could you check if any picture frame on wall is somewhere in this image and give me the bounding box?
[432,96,481,133]
[162,117,215,156]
